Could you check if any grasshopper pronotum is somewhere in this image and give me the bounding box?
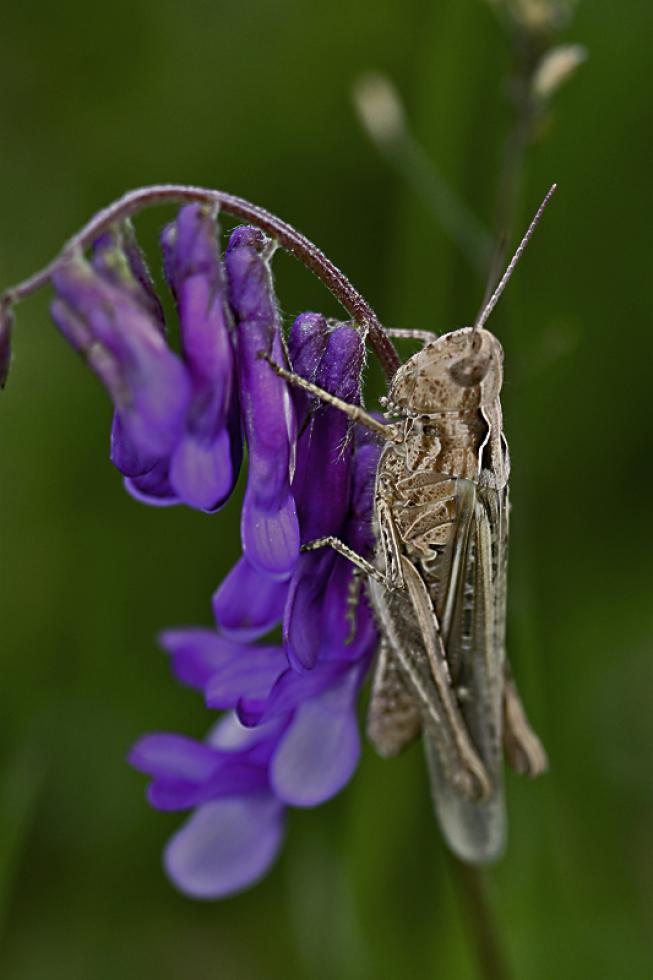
[265,186,553,863]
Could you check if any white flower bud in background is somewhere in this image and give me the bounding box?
[485,0,579,34]
[532,44,587,100]
[352,72,406,145]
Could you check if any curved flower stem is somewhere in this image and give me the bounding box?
[0,184,400,380]
[449,856,511,980]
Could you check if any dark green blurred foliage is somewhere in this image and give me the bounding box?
[1,1,651,977]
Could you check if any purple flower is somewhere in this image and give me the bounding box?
[212,555,288,641]
[162,205,242,511]
[51,252,191,471]
[225,227,300,579]
[130,715,286,898]
[285,324,365,670]
[286,311,328,426]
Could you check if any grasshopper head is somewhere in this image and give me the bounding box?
[387,327,504,415]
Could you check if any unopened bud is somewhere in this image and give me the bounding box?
[92,221,165,332]
[485,0,577,34]
[352,72,405,145]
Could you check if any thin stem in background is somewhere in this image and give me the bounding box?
[449,857,512,980]
[377,128,493,279]
[353,73,493,281]
[488,29,544,290]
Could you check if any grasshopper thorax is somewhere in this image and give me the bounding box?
[386,327,504,417]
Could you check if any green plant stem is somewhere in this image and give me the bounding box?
[489,30,543,280]
[449,857,511,980]
[380,128,493,279]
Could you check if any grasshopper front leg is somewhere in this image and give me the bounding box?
[260,352,399,444]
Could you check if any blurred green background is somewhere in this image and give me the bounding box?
[1,1,651,977]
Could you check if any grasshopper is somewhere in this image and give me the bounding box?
[265,187,553,863]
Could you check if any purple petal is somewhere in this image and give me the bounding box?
[346,436,382,555]
[241,491,300,582]
[129,723,277,812]
[50,296,108,367]
[124,459,179,507]
[207,713,285,755]
[164,224,232,384]
[161,206,242,511]
[287,312,327,425]
[147,778,208,811]
[249,661,346,725]
[52,258,191,461]
[159,628,249,691]
[270,670,361,806]
[92,223,166,332]
[205,645,287,710]
[292,325,363,542]
[170,427,236,511]
[318,556,378,663]
[110,414,152,478]
[150,756,269,811]
[283,550,336,671]
[164,795,285,899]
[213,556,289,640]
[129,733,218,782]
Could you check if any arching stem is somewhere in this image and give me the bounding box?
[0,184,400,379]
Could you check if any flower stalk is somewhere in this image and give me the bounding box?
[0,184,400,380]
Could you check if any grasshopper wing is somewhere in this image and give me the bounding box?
[423,480,508,864]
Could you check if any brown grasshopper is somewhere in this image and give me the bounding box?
[265,186,553,863]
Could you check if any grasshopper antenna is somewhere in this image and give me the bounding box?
[473,183,557,333]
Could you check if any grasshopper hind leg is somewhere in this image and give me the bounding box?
[367,641,422,756]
